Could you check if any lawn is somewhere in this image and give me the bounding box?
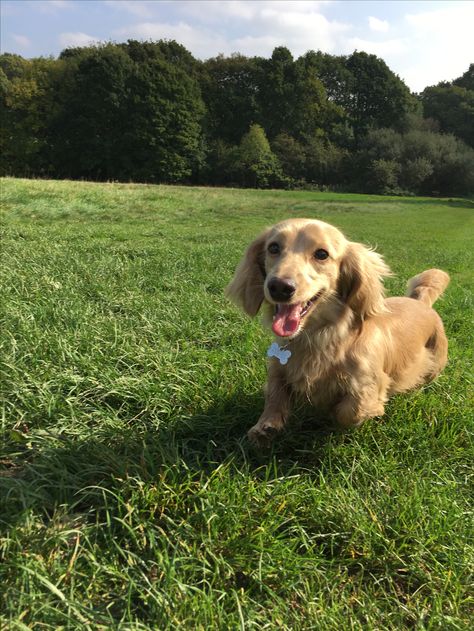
[1,178,473,630]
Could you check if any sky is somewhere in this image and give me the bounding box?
[1,0,473,92]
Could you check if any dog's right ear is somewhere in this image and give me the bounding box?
[337,242,391,319]
[225,230,269,317]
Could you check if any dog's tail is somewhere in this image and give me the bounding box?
[406,269,450,307]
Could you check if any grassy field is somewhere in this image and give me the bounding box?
[1,177,473,630]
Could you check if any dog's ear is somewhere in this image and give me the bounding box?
[225,230,269,316]
[337,242,391,318]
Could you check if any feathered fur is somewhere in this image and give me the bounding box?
[226,218,449,445]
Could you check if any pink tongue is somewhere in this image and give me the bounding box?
[272,303,303,337]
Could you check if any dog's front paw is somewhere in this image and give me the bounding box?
[247,417,284,447]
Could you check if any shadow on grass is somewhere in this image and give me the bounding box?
[0,393,340,533]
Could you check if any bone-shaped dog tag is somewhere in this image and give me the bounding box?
[267,342,292,365]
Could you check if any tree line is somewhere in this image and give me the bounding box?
[1,40,473,195]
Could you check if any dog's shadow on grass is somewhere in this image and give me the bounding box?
[1,393,341,532]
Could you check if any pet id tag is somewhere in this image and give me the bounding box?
[267,342,292,365]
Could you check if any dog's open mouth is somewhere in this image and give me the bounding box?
[272,291,323,337]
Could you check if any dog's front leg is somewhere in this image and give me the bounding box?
[248,362,291,446]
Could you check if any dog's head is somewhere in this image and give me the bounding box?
[225,218,391,338]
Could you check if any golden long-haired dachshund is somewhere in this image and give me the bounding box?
[226,218,449,445]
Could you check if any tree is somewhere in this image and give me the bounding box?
[360,127,403,162]
[257,47,298,139]
[298,51,352,143]
[454,63,474,91]
[369,159,401,194]
[303,51,352,106]
[421,83,474,148]
[358,125,474,196]
[50,42,205,182]
[257,48,343,143]
[206,139,241,185]
[200,54,261,145]
[237,124,284,188]
[304,137,348,186]
[400,157,433,194]
[344,52,419,134]
[402,129,474,195]
[271,133,306,180]
[0,54,59,175]
[49,45,135,179]
[122,54,205,182]
[2,44,473,196]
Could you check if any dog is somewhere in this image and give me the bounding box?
[225,218,449,445]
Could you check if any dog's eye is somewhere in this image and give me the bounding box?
[314,249,329,260]
[268,242,280,255]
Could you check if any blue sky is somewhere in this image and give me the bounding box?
[1,1,473,92]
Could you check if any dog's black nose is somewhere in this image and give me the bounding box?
[267,277,296,302]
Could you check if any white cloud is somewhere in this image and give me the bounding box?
[174,0,256,22]
[231,35,283,57]
[175,1,333,23]
[115,2,350,59]
[257,7,350,55]
[114,21,229,58]
[6,0,470,93]
[58,32,102,48]
[347,37,405,57]
[400,3,474,91]
[368,16,389,33]
[12,34,32,48]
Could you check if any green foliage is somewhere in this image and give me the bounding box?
[237,124,285,188]
[362,127,403,161]
[258,47,337,142]
[256,47,298,139]
[453,63,474,91]
[200,54,261,145]
[0,55,59,175]
[304,137,348,187]
[344,52,419,133]
[122,53,205,182]
[271,133,306,180]
[48,43,205,182]
[206,139,242,186]
[359,126,474,196]
[306,51,419,136]
[1,178,473,629]
[50,44,135,179]
[422,83,474,148]
[0,43,473,195]
[400,157,434,194]
[402,129,474,195]
[369,159,402,194]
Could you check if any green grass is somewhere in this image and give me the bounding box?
[1,177,473,630]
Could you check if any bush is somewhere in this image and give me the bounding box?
[369,159,402,194]
[358,126,474,196]
[304,138,348,186]
[400,157,434,194]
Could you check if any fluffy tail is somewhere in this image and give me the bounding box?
[406,269,450,307]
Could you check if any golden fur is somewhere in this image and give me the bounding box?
[226,218,449,444]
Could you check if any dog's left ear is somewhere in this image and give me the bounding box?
[338,242,391,318]
[225,230,269,317]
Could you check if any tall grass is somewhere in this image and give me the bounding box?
[1,178,473,629]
